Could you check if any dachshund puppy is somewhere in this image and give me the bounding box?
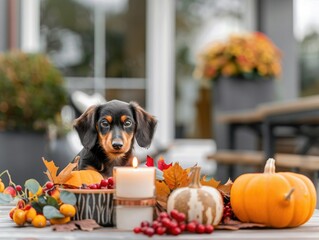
[73,100,157,177]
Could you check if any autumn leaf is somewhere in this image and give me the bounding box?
[200,175,221,188]
[155,180,171,204]
[217,178,233,197]
[42,157,79,185]
[163,163,190,190]
[73,219,101,231]
[42,158,59,183]
[217,218,266,230]
[157,200,167,210]
[157,157,172,171]
[52,222,78,232]
[199,175,233,196]
[145,155,154,167]
[52,219,101,232]
[56,162,78,184]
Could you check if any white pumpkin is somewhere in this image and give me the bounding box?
[167,166,224,226]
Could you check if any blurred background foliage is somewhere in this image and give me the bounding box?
[0,51,67,132]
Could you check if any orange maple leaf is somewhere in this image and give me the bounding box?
[163,163,190,190]
[42,157,79,185]
[155,180,171,207]
[200,175,221,188]
[56,161,78,184]
[42,158,59,183]
[217,178,233,196]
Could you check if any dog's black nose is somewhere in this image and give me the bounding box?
[112,142,123,150]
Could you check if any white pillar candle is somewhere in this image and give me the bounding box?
[114,157,155,199]
[116,206,153,230]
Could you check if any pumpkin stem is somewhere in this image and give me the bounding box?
[189,166,202,188]
[264,158,276,174]
[285,188,295,201]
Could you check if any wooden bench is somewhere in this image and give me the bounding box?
[208,150,319,183]
[208,150,319,170]
[217,95,319,125]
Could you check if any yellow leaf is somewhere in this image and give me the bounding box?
[42,158,59,183]
[155,180,171,204]
[42,157,79,185]
[163,163,190,190]
[200,175,221,188]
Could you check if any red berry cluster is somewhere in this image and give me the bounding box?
[81,177,114,190]
[15,185,23,192]
[42,181,62,201]
[222,202,234,221]
[42,181,56,195]
[133,209,214,237]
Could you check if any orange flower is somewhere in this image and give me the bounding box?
[204,65,217,79]
[194,32,282,81]
[222,63,237,76]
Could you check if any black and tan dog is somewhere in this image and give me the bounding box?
[73,100,157,177]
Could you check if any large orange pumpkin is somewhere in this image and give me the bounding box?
[231,158,317,228]
[64,170,104,188]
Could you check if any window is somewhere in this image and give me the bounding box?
[294,0,319,97]
[37,0,254,145]
[40,0,146,105]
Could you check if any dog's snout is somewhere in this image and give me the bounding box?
[112,139,123,150]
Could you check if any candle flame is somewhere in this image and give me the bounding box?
[132,157,138,168]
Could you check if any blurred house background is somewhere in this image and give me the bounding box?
[0,0,318,178]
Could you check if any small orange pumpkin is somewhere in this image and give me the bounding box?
[231,158,317,228]
[64,170,104,188]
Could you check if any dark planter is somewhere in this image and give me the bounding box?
[212,77,275,180]
[213,77,275,149]
[0,131,48,185]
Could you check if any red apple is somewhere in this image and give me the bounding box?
[3,186,16,197]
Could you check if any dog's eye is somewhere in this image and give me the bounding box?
[123,119,132,128]
[100,121,109,128]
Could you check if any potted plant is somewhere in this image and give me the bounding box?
[193,31,281,82]
[194,31,282,114]
[193,32,282,178]
[0,51,67,184]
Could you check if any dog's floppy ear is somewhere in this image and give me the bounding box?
[130,101,157,148]
[73,105,99,150]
